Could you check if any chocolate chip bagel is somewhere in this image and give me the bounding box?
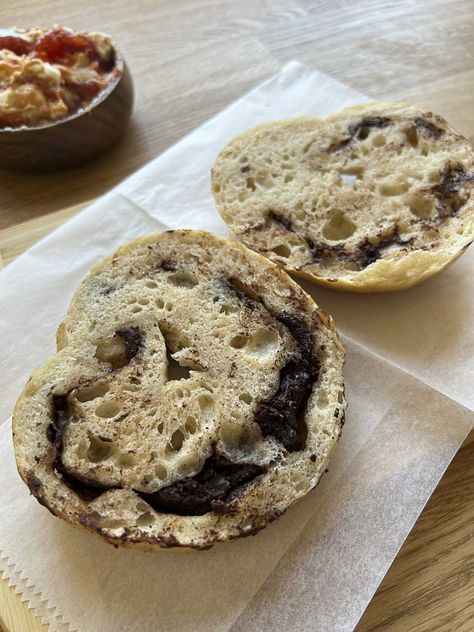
[13,230,345,549]
[211,103,474,291]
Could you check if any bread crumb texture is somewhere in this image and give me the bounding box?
[212,103,474,291]
[13,230,345,549]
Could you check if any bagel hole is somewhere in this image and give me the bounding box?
[87,436,115,462]
[322,210,357,240]
[407,195,435,218]
[95,401,121,418]
[75,381,110,403]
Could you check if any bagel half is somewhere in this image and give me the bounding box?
[211,103,474,291]
[13,230,345,549]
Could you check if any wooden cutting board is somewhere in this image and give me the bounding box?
[0,204,473,632]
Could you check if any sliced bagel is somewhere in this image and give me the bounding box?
[211,103,474,291]
[13,230,345,549]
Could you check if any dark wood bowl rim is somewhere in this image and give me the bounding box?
[0,48,127,134]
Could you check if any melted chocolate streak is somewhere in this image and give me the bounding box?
[269,211,412,269]
[46,328,265,515]
[222,278,319,452]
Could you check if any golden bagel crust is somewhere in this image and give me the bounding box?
[212,103,474,292]
[13,230,345,549]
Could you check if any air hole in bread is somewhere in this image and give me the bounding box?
[229,334,248,349]
[168,272,198,289]
[255,174,274,189]
[272,244,292,258]
[76,438,89,459]
[405,126,419,148]
[239,393,252,405]
[246,177,256,191]
[145,280,158,289]
[245,327,279,359]
[87,435,115,462]
[213,183,221,193]
[95,401,121,418]
[340,174,357,188]
[185,416,197,434]
[75,381,110,402]
[169,428,185,451]
[155,464,167,479]
[284,174,294,183]
[138,297,149,305]
[322,210,357,240]
[407,194,435,218]
[371,133,386,147]
[131,306,142,313]
[166,350,192,381]
[155,298,165,308]
[157,421,164,434]
[137,511,155,527]
[379,182,410,196]
[198,393,214,412]
[118,452,137,467]
[95,335,128,368]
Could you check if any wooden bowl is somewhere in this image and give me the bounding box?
[0,51,134,171]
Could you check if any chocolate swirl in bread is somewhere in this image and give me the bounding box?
[13,230,345,549]
[212,103,474,292]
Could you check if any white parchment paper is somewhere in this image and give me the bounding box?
[0,61,472,632]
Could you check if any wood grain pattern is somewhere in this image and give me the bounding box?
[0,1,473,631]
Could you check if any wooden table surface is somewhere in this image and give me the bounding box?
[1,1,473,630]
